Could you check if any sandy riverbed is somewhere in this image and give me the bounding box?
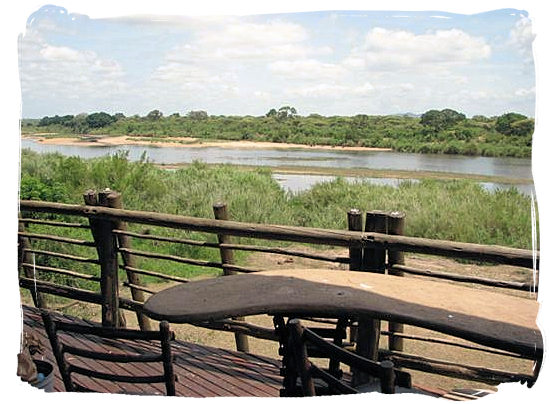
[21,133,393,152]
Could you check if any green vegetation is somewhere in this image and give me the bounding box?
[19,150,535,300]
[21,149,534,247]
[22,106,534,158]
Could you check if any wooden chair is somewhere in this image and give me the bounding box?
[284,318,412,396]
[41,310,176,395]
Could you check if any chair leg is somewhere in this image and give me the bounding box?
[159,321,176,396]
[41,310,74,392]
[288,319,316,396]
[379,360,396,394]
[274,316,299,396]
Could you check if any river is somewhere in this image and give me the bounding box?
[20,138,534,195]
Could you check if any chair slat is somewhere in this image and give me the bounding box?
[302,326,383,376]
[55,321,166,341]
[309,364,358,394]
[68,364,166,384]
[63,344,163,363]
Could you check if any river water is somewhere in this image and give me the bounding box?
[20,138,534,195]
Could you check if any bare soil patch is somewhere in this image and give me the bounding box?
[22,133,392,152]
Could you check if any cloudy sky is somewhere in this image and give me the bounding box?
[19,5,535,118]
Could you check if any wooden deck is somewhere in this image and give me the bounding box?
[21,305,283,396]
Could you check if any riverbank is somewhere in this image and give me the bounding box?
[21,133,393,153]
[157,162,533,186]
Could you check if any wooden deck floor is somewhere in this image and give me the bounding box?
[21,305,283,396]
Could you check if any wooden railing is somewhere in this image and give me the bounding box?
[18,189,540,386]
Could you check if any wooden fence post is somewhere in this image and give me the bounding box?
[347,209,363,344]
[84,189,121,328]
[387,211,406,352]
[18,219,46,308]
[363,210,388,273]
[213,202,250,353]
[353,210,387,386]
[347,209,363,271]
[104,191,153,331]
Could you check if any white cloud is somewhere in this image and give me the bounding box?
[149,19,334,106]
[268,59,345,80]
[286,82,374,98]
[164,20,330,63]
[286,84,348,98]
[253,91,271,99]
[40,45,88,62]
[19,31,126,108]
[515,87,535,97]
[509,16,534,60]
[153,63,240,94]
[346,27,491,70]
[201,20,307,47]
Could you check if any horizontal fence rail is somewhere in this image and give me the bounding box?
[112,229,348,264]
[22,249,100,264]
[19,218,90,229]
[391,264,536,292]
[18,231,96,247]
[378,349,536,386]
[20,200,538,268]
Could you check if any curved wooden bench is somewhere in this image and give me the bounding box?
[143,269,542,359]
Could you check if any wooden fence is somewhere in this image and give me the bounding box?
[18,189,540,386]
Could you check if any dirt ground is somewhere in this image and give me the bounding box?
[23,248,538,394]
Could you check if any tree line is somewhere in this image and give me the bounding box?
[23,107,534,158]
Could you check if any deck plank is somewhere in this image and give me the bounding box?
[20,305,282,397]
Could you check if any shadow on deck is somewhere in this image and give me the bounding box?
[20,305,283,397]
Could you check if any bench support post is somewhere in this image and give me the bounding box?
[353,210,386,386]
[387,211,406,351]
[213,202,250,353]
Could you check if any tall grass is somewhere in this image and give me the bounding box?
[20,149,535,248]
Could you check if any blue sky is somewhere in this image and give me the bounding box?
[19,5,535,118]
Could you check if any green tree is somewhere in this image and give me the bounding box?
[276,106,297,120]
[187,110,208,120]
[71,113,89,133]
[420,109,465,131]
[495,113,531,135]
[85,112,116,128]
[472,115,490,122]
[266,108,277,118]
[420,110,446,130]
[510,119,534,137]
[146,110,163,121]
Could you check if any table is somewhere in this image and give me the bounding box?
[143,269,542,359]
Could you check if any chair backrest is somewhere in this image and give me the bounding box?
[41,310,176,396]
[285,318,411,396]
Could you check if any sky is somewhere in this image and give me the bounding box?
[18,5,536,119]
